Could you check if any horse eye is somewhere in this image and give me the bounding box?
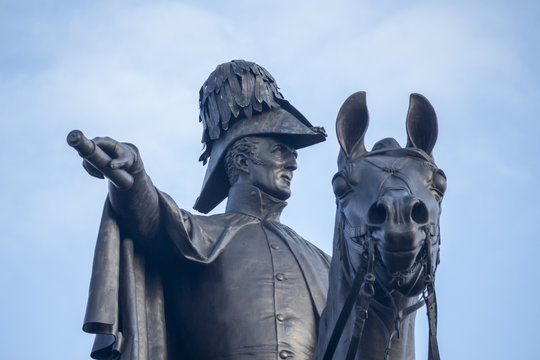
[332,174,352,199]
[431,169,447,199]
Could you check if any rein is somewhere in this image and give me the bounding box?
[423,227,440,360]
[321,215,375,360]
[322,207,441,360]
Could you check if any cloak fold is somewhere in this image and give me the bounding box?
[83,198,169,360]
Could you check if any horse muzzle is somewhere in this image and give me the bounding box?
[367,194,429,272]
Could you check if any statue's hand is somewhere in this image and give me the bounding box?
[68,130,140,190]
[82,137,142,179]
[68,131,159,236]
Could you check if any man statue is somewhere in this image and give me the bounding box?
[75,60,330,360]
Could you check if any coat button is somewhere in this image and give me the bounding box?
[276,313,285,322]
[270,243,280,250]
[276,273,286,281]
[279,350,289,359]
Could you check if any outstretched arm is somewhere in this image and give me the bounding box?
[68,131,160,240]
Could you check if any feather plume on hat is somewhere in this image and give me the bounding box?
[198,60,288,164]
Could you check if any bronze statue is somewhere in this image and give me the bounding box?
[69,60,331,360]
[313,92,445,360]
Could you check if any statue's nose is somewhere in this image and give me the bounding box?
[367,194,429,226]
[284,154,297,171]
[367,194,429,254]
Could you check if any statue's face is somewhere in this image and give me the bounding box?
[247,137,298,200]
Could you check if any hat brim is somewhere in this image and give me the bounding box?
[193,107,326,213]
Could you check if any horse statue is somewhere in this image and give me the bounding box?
[314,92,446,360]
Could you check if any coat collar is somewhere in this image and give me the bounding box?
[225,184,287,221]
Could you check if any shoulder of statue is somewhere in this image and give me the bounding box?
[277,223,332,262]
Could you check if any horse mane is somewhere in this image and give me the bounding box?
[364,137,436,165]
[371,137,401,151]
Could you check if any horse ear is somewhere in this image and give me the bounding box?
[405,93,438,155]
[336,91,369,160]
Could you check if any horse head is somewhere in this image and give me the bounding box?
[316,92,446,360]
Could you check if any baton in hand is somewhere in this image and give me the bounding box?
[67,130,134,190]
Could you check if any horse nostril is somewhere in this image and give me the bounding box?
[411,200,429,224]
[368,202,387,224]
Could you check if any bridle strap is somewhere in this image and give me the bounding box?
[322,213,375,360]
[345,245,375,360]
[322,267,371,360]
[367,279,425,360]
[424,227,440,360]
[426,288,440,360]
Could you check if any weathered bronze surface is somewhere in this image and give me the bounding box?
[69,60,331,360]
[70,61,445,360]
[314,92,445,360]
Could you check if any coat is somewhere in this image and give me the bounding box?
[83,184,330,360]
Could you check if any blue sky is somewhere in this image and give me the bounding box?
[1,0,539,358]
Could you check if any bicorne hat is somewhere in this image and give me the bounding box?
[193,60,326,213]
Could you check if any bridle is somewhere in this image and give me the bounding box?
[322,155,441,360]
